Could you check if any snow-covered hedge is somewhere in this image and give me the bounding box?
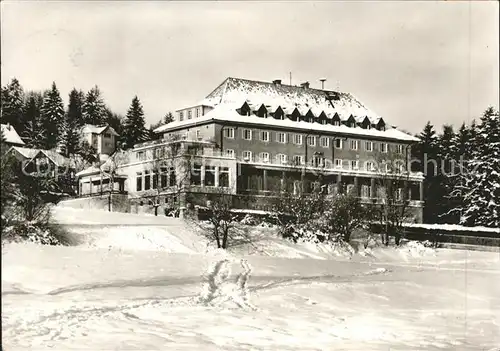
[1,221,77,246]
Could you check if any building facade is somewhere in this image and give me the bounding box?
[81,124,119,157]
[76,77,424,221]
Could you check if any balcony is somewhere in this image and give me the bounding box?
[237,156,424,180]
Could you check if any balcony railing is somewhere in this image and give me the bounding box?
[237,156,423,179]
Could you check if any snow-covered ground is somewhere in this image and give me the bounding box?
[2,207,500,350]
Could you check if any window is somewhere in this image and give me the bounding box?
[261,131,269,142]
[276,154,288,164]
[144,170,151,190]
[259,152,270,163]
[219,167,229,187]
[179,111,184,121]
[396,144,404,154]
[223,128,234,139]
[293,155,304,165]
[187,110,192,119]
[196,130,201,139]
[243,129,252,140]
[277,132,287,143]
[205,166,215,186]
[293,134,303,145]
[313,155,324,167]
[380,143,388,153]
[320,137,329,148]
[169,167,176,186]
[350,140,358,150]
[242,150,252,161]
[335,139,343,149]
[333,120,341,126]
[365,141,373,152]
[104,133,111,138]
[307,135,316,146]
[350,160,359,170]
[196,108,200,118]
[396,188,403,201]
[136,151,145,161]
[361,185,371,198]
[104,142,111,147]
[152,170,158,189]
[160,167,168,188]
[136,172,143,191]
[191,163,202,185]
[225,149,235,158]
[366,161,375,171]
[334,159,343,169]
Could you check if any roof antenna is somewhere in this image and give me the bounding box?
[289,72,292,86]
[336,80,340,91]
[319,78,327,90]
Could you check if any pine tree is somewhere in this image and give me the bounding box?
[123,96,148,149]
[22,91,45,148]
[412,122,440,222]
[40,82,65,150]
[435,125,456,223]
[106,108,124,147]
[164,112,174,124]
[61,89,85,156]
[460,107,500,227]
[1,78,25,134]
[82,86,107,125]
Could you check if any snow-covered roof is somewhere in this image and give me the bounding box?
[157,77,417,141]
[9,146,39,159]
[1,124,25,145]
[81,124,119,136]
[200,77,381,120]
[9,146,75,168]
[75,165,101,177]
[154,104,419,142]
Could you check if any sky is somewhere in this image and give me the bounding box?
[1,1,498,134]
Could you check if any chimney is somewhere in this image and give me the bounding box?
[6,123,11,130]
[300,82,310,89]
[273,79,282,85]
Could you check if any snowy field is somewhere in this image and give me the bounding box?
[2,208,500,350]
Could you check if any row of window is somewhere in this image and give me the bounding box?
[179,107,202,121]
[190,165,230,187]
[136,166,231,191]
[136,168,176,192]
[227,149,405,172]
[224,128,404,153]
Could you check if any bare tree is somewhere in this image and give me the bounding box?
[141,135,193,216]
[373,147,414,246]
[205,186,236,249]
[99,149,129,211]
[272,168,327,242]
[323,192,372,242]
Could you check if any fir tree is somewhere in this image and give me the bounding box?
[123,96,148,149]
[164,112,174,124]
[22,91,45,148]
[412,121,440,222]
[1,78,25,134]
[61,89,85,156]
[82,86,107,125]
[40,82,65,150]
[435,125,456,223]
[460,107,500,227]
[106,108,124,147]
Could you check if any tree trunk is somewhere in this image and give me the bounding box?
[222,228,228,249]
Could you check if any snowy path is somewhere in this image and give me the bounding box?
[3,243,500,350]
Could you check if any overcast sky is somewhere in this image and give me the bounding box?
[1,1,498,133]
